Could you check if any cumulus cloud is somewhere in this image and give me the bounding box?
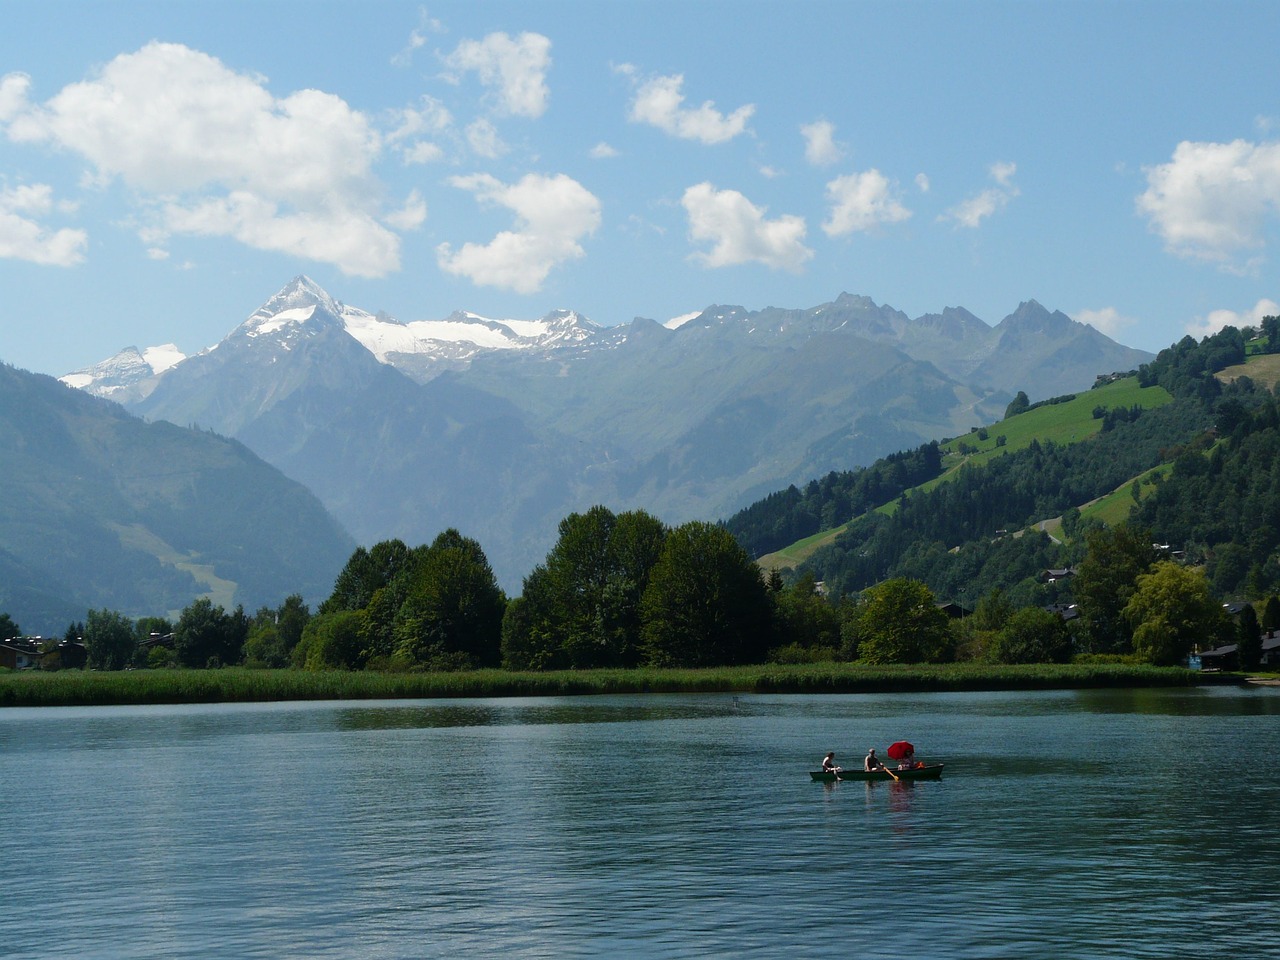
[387,95,453,165]
[444,32,551,119]
[942,161,1020,228]
[801,120,843,166]
[629,73,754,145]
[0,72,30,122]
[3,42,404,276]
[466,117,507,158]
[383,190,427,231]
[681,182,812,272]
[589,142,619,159]
[0,182,87,266]
[1185,298,1280,339]
[915,173,931,193]
[1137,138,1280,266]
[403,141,444,165]
[1076,307,1139,339]
[822,169,911,236]
[437,172,601,293]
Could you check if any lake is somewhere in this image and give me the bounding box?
[2,687,1278,958]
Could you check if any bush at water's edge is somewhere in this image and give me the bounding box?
[0,663,1214,708]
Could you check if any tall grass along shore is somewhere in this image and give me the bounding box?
[0,662,1213,708]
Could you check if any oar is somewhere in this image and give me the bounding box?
[883,765,900,782]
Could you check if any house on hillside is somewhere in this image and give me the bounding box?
[936,602,970,619]
[1040,567,1075,584]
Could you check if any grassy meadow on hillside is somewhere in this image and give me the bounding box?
[760,377,1172,570]
[1215,352,1280,391]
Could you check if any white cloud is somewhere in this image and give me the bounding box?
[146,247,169,260]
[942,161,1020,228]
[387,96,453,143]
[403,141,444,165]
[589,142,619,159]
[1075,306,1138,339]
[437,172,601,293]
[758,165,782,179]
[444,32,551,119]
[915,173,931,193]
[0,72,31,122]
[801,120,843,166]
[0,182,87,266]
[391,11,443,68]
[681,182,812,272]
[4,42,405,276]
[1137,138,1280,265]
[466,117,507,159]
[629,73,754,145]
[1185,298,1280,339]
[384,190,427,231]
[822,169,911,236]
[160,192,400,278]
[388,96,452,165]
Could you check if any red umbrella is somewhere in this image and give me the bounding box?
[887,740,914,761]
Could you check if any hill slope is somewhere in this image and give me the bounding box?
[0,363,354,634]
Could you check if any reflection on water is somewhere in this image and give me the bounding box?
[333,699,741,731]
[1,686,1278,959]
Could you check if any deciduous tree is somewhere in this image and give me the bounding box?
[1122,561,1223,666]
[1073,524,1158,653]
[640,521,773,667]
[84,608,136,670]
[856,578,953,664]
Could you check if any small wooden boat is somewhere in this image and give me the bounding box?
[810,764,944,782]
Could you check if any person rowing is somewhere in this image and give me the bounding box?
[865,748,884,772]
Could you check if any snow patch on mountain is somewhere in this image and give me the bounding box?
[142,344,186,373]
[665,311,702,330]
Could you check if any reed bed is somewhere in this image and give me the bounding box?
[0,662,1209,708]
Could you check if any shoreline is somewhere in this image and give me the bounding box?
[0,662,1236,709]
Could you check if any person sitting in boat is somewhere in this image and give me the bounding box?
[865,748,884,772]
[822,752,841,775]
[897,749,921,771]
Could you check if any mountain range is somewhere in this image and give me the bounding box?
[0,362,353,634]
[62,276,1153,589]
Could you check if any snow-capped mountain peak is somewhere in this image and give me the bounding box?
[59,343,186,403]
[236,275,347,343]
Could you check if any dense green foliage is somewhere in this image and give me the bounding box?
[503,507,667,670]
[0,662,1203,708]
[800,399,1206,603]
[1123,562,1225,667]
[315,529,506,671]
[724,442,944,557]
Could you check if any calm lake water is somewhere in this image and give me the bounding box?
[3,687,1279,959]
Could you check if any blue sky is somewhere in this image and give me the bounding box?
[1,1,1277,376]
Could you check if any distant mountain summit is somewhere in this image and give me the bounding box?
[63,277,1154,588]
[61,343,185,404]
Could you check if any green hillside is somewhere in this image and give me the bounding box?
[757,377,1172,571]
[734,321,1280,615]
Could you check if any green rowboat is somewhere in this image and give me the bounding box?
[810,764,944,782]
